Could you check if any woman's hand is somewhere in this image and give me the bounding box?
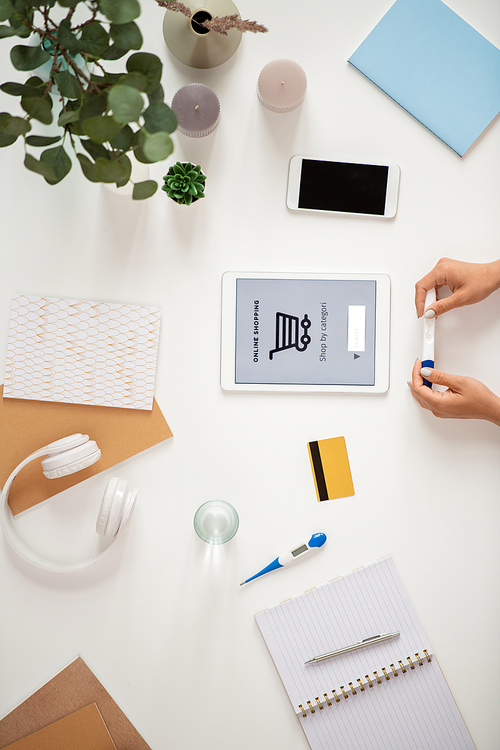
[415,257,500,319]
[409,360,500,425]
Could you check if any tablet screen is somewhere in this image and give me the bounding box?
[234,278,376,385]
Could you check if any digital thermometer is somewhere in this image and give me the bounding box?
[239,532,327,585]
[422,288,436,388]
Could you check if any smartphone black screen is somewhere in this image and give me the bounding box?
[298,159,389,215]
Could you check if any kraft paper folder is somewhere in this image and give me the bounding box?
[348,0,500,156]
[0,385,172,515]
[2,704,116,750]
[255,557,475,750]
[0,657,152,750]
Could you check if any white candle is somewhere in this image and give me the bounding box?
[257,59,307,113]
[171,83,221,138]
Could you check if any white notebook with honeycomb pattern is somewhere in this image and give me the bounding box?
[255,556,475,750]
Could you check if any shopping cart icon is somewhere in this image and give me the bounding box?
[269,312,311,360]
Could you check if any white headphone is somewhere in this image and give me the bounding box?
[0,434,137,573]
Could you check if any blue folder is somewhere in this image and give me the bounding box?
[348,0,500,156]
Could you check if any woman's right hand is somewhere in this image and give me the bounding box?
[415,257,500,319]
[410,360,500,425]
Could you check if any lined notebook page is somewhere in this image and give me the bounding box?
[255,557,475,750]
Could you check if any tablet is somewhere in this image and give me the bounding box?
[220,272,390,393]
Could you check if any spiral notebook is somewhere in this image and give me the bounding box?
[255,557,475,750]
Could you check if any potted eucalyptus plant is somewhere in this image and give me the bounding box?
[0,0,177,199]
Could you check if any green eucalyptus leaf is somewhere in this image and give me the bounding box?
[101,44,127,61]
[56,18,82,56]
[143,100,177,134]
[57,0,83,7]
[11,44,50,71]
[58,106,80,126]
[147,83,164,103]
[133,180,157,200]
[79,22,109,57]
[94,154,130,183]
[0,24,17,36]
[21,95,52,124]
[80,92,108,121]
[99,0,140,25]
[132,143,153,164]
[25,75,44,88]
[126,52,162,94]
[81,138,110,161]
[26,134,61,146]
[0,131,18,146]
[7,9,33,38]
[77,152,100,181]
[115,154,131,184]
[118,71,147,91]
[0,0,15,22]
[82,114,122,143]
[53,69,81,99]
[108,84,143,124]
[0,113,30,135]
[109,123,133,150]
[39,144,72,184]
[24,152,57,180]
[142,131,173,162]
[110,21,142,50]
[1,81,42,96]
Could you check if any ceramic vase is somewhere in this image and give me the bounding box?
[162,0,242,69]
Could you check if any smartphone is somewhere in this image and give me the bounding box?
[286,156,400,218]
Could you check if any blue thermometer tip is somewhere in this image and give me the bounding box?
[308,532,327,548]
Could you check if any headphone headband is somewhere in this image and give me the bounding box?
[0,435,137,573]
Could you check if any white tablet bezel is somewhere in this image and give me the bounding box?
[220,272,391,393]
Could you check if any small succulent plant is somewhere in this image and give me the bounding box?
[161,162,206,205]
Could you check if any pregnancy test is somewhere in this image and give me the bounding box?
[422,288,436,388]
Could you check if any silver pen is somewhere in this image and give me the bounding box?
[304,631,400,665]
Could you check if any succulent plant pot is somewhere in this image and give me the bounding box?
[162,162,206,206]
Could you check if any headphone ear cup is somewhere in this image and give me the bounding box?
[96,477,132,537]
[41,440,101,479]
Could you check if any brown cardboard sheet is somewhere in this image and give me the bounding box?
[0,657,152,750]
[0,385,172,515]
[3,704,117,750]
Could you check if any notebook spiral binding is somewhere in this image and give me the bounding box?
[298,650,432,718]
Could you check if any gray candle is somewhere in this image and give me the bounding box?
[171,83,221,137]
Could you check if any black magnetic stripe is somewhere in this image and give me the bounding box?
[309,441,328,502]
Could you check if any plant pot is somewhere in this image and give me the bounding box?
[162,162,206,205]
[162,0,242,69]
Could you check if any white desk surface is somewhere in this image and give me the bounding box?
[1,1,499,747]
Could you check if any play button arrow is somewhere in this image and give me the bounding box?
[353,353,360,359]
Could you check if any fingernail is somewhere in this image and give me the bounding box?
[423,309,436,319]
[406,381,412,389]
[420,367,432,377]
